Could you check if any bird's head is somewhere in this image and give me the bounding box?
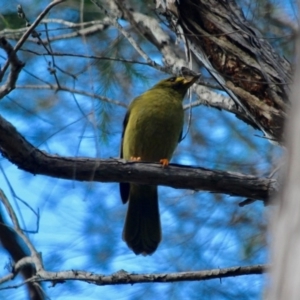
[152,75,200,96]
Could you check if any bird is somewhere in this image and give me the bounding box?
[120,74,199,255]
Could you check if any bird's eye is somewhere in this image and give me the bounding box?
[168,77,177,82]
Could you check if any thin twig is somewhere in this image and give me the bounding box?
[0,0,66,82]
[0,38,24,98]
[16,84,127,108]
[90,0,166,73]
[22,50,171,71]
[0,190,43,272]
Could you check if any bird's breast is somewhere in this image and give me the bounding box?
[123,99,183,162]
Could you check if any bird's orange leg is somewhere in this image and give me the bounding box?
[130,156,141,161]
[159,158,169,167]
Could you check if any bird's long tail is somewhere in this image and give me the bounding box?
[122,184,161,255]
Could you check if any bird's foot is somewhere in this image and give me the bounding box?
[159,158,169,167]
[130,156,141,161]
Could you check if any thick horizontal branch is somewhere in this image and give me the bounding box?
[0,115,275,201]
[1,264,266,288]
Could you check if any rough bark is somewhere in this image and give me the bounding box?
[157,0,292,143]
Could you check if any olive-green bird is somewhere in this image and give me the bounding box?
[120,74,199,255]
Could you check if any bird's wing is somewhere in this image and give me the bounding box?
[120,110,130,159]
[120,110,130,204]
[178,129,183,143]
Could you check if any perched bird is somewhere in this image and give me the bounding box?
[120,74,199,255]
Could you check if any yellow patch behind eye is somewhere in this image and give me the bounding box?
[175,77,185,83]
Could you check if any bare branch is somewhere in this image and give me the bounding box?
[0,190,43,271]
[0,114,274,201]
[0,256,35,285]
[0,0,66,82]
[0,190,45,299]
[0,264,266,288]
[115,1,188,74]
[91,0,166,73]
[0,38,24,98]
[38,22,110,44]
[16,84,127,108]
[0,19,111,42]
[21,50,171,74]
[184,84,258,128]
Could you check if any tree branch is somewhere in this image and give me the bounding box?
[0,114,274,201]
[0,38,25,99]
[1,264,266,288]
[16,84,127,108]
[0,190,44,299]
[91,0,166,73]
[0,0,66,82]
[186,85,259,129]
[0,187,266,293]
[115,0,187,75]
[0,19,111,43]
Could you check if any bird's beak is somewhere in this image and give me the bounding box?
[182,74,200,86]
